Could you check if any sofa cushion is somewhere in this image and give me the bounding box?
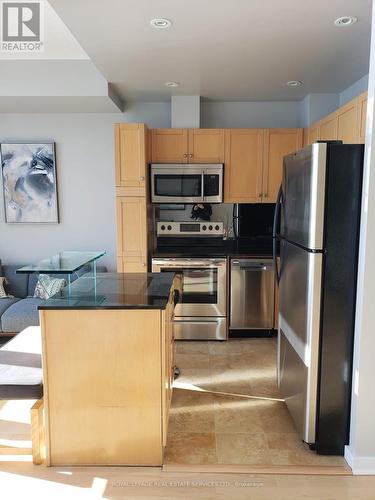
[0,298,21,332]
[2,265,28,299]
[1,298,43,333]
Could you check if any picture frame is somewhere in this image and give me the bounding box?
[0,142,59,224]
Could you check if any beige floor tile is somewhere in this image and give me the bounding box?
[175,353,210,369]
[265,432,309,452]
[216,433,271,465]
[214,395,264,434]
[173,368,213,391]
[164,432,217,464]
[175,340,209,355]
[168,390,215,434]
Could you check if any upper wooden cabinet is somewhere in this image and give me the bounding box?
[224,129,264,203]
[151,128,188,163]
[188,129,225,163]
[319,112,338,142]
[115,123,147,189]
[263,129,303,203]
[337,99,359,144]
[151,128,225,163]
[359,92,368,143]
[305,92,368,146]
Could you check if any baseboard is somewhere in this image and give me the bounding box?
[345,446,375,475]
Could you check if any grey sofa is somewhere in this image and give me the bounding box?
[0,261,107,335]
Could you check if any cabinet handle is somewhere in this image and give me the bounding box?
[140,176,145,181]
[189,154,193,158]
[183,153,188,158]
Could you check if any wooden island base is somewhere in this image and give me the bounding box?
[40,277,174,466]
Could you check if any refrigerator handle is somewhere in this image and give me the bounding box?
[273,184,283,285]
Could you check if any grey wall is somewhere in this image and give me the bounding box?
[340,74,369,106]
[201,101,302,128]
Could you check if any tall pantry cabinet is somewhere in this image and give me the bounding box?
[115,123,151,272]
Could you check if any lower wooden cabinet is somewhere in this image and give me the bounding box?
[162,288,175,446]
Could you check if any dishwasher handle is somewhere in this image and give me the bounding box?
[232,260,273,271]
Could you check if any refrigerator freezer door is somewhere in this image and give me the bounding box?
[281,143,327,251]
[277,239,323,444]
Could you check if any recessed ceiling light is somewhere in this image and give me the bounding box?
[286,80,303,87]
[165,81,180,87]
[150,18,172,29]
[334,16,358,27]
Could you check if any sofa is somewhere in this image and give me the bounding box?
[0,261,107,335]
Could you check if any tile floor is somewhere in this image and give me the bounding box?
[164,337,346,467]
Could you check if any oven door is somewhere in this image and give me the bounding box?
[152,258,227,317]
[151,165,204,203]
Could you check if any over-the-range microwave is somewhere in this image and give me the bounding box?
[150,164,223,203]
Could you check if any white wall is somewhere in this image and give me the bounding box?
[345,4,375,475]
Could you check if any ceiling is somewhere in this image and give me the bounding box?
[49,0,372,102]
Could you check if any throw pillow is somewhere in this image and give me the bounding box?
[0,277,8,298]
[34,274,67,300]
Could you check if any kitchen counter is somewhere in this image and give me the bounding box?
[39,272,176,466]
[38,272,175,310]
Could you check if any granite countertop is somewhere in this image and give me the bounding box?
[38,272,175,310]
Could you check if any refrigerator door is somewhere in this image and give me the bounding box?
[280,143,327,251]
[277,239,323,444]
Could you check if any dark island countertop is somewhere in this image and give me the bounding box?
[38,272,175,310]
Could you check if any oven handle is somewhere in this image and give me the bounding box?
[172,320,219,325]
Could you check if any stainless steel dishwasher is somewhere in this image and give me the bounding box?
[230,258,275,330]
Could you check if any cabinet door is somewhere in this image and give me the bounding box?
[224,129,264,203]
[161,292,174,447]
[263,129,303,203]
[359,92,368,144]
[115,124,147,189]
[319,113,338,142]
[117,256,147,273]
[337,98,360,144]
[188,129,225,163]
[116,196,147,265]
[151,129,188,163]
[307,124,320,145]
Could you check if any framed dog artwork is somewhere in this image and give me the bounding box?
[0,143,59,224]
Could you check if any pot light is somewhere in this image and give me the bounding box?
[150,18,172,29]
[165,81,180,87]
[334,16,358,27]
[286,80,303,87]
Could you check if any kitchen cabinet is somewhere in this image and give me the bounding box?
[224,129,264,203]
[116,196,148,272]
[319,112,338,142]
[359,92,368,143]
[151,128,188,163]
[305,123,320,146]
[115,123,148,190]
[151,128,225,163]
[39,275,176,466]
[187,129,225,163]
[262,129,303,203]
[337,98,359,144]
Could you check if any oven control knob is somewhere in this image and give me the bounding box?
[209,225,213,231]
[161,225,166,231]
[202,225,207,231]
[167,225,172,231]
[215,225,220,231]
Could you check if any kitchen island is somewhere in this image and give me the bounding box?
[38,272,175,466]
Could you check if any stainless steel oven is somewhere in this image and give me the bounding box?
[151,164,223,203]
[152,257,227,340]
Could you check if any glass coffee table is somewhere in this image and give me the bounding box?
[17,251,106,296]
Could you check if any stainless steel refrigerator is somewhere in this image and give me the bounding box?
[273,141,364,455]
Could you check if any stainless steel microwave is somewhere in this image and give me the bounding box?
[151,164,223,203]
